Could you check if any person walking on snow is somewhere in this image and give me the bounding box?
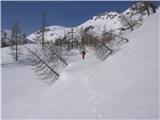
[81,50,86,60]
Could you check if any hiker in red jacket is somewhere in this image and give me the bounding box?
[81,50,86,60]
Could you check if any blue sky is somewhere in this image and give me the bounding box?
[1,1,160,35]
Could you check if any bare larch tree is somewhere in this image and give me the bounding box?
[41,11,46,46]
[10,20,21,61]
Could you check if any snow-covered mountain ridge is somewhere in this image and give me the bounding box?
[27,11,123,41]
[27,3,150,42]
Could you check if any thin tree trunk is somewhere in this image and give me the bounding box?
[42,11,46,46]
[16,34,18,61]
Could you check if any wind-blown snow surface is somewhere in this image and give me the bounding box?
[1,13,159,119]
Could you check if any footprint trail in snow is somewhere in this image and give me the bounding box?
[83,74,103,119]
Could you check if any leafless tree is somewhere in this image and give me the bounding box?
[26,47,59,85]
[120,14,138,31]
[41,11,46,46]
[1,31,7,47]
[101,29,114,44]
[10,20,22,61]
[79,31,113,60]
[45,43,68,66]
[131,1,156,16]
[144,1,156,15]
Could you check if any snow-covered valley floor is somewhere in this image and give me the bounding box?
[1,12,159,119]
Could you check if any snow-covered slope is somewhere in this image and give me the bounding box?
[1,10,159,119]
[76,11,122,35]
[27,25,71,42]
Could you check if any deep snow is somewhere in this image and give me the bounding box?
[1,11,159,119]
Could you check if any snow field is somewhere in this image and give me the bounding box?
[1,9,159,119]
